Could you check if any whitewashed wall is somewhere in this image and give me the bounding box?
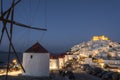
[58,58,64,69]
[50,59,59,70]
[64,55,69,63]
[22,53,49,77]
[104,60,120,65]
[84,58,92,64]
[64,55,77,63]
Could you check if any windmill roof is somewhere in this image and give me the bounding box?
[25,42,48,53]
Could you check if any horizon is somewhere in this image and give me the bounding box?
[0,35,119,54]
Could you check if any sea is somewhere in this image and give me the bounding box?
[0,52,23,64]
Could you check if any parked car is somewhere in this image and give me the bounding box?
[59,70,66,77]
[66,71,75,80]
[86,66,94,74]
[97,71,108,78]
[91,67,103,75]
[101,71,113,80]
[81,64,90,71]
[112,72,119,80]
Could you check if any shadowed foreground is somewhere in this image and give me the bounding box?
[0,69,101,80]
[0,76,50,80]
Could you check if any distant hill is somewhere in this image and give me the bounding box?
[0,51,8,54]
[69,36,120,60]
[0,51,23,63]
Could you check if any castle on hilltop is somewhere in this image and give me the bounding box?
[92,35,110,41]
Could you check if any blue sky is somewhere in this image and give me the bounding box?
[0,0,120,53]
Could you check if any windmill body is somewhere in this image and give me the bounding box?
[22,42,49,77]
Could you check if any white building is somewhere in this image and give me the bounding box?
[84,58,93,64]
[64,54,73,63]
[49,54,59,70]
[22,42,49,77]
[58,54,65,69]
[103,60,120,65]
[64,53,78,63]
[84,58,97,66]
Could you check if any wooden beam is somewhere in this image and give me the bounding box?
[6,0,15,80]
[4,26,26,73]
[0,0,21,18]
[0,8,12,44]
[0,18,47,31]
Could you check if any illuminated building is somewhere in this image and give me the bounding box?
[92,35,109,41]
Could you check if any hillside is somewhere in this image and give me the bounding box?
[70,35,120,60]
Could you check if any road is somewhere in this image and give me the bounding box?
[53,70,101,80]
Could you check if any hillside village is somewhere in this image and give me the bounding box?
[71,35,120,60]
[50,35,120,71]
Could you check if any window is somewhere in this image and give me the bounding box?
[30,55,33,59]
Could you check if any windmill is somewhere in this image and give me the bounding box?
[0,0,47,79]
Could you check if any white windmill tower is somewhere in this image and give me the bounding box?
[22,42,49,77]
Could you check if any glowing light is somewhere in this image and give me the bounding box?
[117,69,120,72]
[12,59,17,64]
[92,35,109,41]
[99,63,104,68]
[0,69,5,74]
[97,59,103,63]
[0,70,22,76]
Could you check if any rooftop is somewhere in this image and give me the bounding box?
[25,42,48,53]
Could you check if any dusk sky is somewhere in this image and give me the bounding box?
[0,0,120,53]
